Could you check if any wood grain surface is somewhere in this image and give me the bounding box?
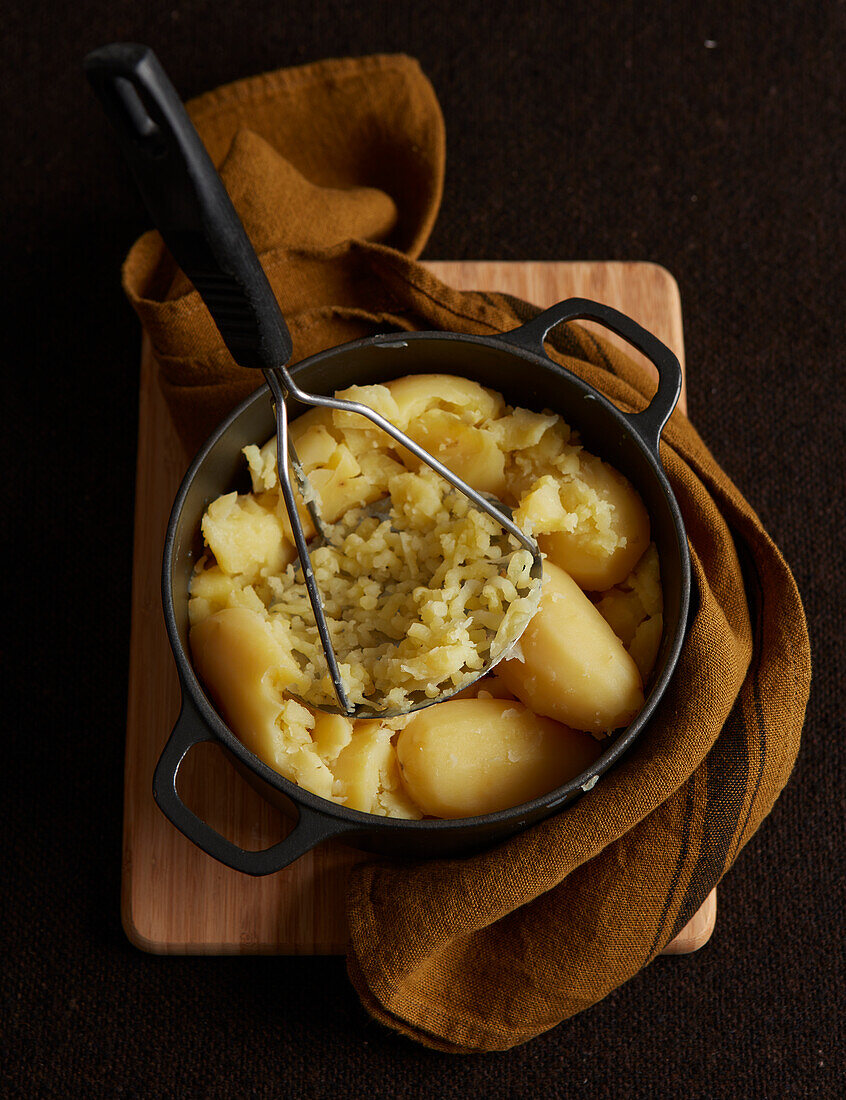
[123,260,715,955]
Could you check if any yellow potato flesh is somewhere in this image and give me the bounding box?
[539,457,650,590]
[201,492,294,578]
[190,608,296,760]
[189,608,336,799]
[285,427,382,526]
[400,408,507,496]
[311,711,354,764]
[290,405,335,445]
[302,443,377,523]
[396,698,601,818]
[450,673,518,701]
[249,405,387,525]
[594,543,664,681]
[332,721,394,813]
[592,587,644,646]
[496,560,644,733]
[385,373,504,427]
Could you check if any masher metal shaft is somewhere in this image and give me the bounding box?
[84,43,542,720]
[263,368,354,716]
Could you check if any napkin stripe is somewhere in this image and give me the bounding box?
[667,539,765,937]
[734,679,768,857]
[577,328,616,374]
[646,773,698,958]
[667,703,748,940]
[729,559,768,862]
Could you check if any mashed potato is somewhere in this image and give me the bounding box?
[188,374,663,819]
[208,472,539,712]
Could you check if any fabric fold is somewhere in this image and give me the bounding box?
[344,341,807,1052]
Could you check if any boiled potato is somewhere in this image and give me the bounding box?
[266,424,383,528]
[331,383,401,428]
[301,442,377,522]
[357,450,407,486]
[400,407,507,495]
[486,406,558,452]
[451,673,518,701]
[291,423,338,469]
[496,560,644,733]
[374,752,424,819]
[190,608,335,798]
[387,469,444,527]
[595,543,664,680]
[628,615,663,681]
[514,474,573,533]
[189,561,242,624]
[244,408,337,494]
[332,720,395,813]
[386,374,504,427]
[201,492,294,577]
[290,405,336,446]
[330,384,402,459]
[592,587,644,647]
[396,698,601,818]
[190,607,300,741]
[539,455,650,590]
[311,711,354,764]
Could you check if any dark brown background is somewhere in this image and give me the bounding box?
[3,1,843,1097]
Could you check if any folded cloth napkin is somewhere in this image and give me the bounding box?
[123,54,811,1053]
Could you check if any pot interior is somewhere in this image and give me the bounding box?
[167,333,689,830]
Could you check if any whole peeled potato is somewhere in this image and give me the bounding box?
[190,607,298,763]
[496,560,645,733]
[396,697,601,818]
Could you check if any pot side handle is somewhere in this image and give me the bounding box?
[153,693,355,876]
[496,297,682,454]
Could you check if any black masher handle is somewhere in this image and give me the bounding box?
[84,42,292,372]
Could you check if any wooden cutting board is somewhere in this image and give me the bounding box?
[123,260,715,955]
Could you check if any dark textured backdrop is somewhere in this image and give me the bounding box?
[4,1,843,1096]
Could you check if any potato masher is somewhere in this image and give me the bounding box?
[85,43,542,718]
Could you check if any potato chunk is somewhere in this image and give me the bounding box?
[332,720,395,813]
[400,408,507,495]
[256,423,383,528]
[595,543,664,680]
[396,698,601,818]
[538,456,650,590]
[201,492,294,578]
[189,607,334,797]
[386,374,504,427]
[496,560,644,733]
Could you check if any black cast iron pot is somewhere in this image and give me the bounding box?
[155,298,691,875]
[83,45,690,875]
